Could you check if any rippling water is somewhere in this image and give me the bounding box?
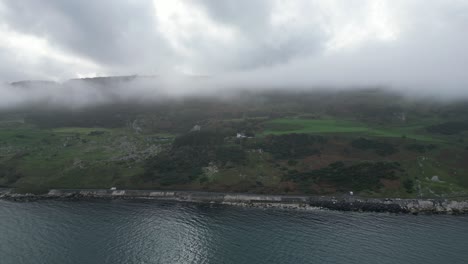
[0,200,467,264]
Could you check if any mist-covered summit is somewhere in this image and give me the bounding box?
[10,75,156,88]
[1,74,221,110]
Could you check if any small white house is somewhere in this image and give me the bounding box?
[236,133,246,138]
[190,125,201,132]
[110,187,117,191]
[349,191,354,196]
[431,176,441,182]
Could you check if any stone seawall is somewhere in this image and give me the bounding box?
[1,188,468,214]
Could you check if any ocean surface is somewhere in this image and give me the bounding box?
[0,200,467,264]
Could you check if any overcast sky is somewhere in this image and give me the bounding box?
[0,0,467,96]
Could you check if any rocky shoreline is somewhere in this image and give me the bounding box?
[1,188,467,214]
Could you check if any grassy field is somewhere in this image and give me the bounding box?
[262,118,444,143]
[0,125,173,190]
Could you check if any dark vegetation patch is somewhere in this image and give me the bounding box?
[0,164,23,185]
[351,138,398,156]
[403,178,415,193]
[426,121,468,135]
[284,161,403,193]
[26,110,128,128]
[142,131,246,186]
[13,184,49,195]
[10,151,30,160]
[214,146,246,166]
[173,130,226,147]
[0,152,31,186]
[261,134,326,159]
[405,143,436,153]
[263,122,304,131]
[88,131,106,136]
[142,147,211,186]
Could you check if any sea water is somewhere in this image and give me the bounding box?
[0,200,467,264]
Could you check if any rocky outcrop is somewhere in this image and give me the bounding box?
[1,188,467,214]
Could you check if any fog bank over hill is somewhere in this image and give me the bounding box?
[0,0,467,106]
[1,72,468,110]
[1,75,208,110]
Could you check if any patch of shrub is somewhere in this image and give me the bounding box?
[215,146,246,165]
[14,184,49,195]
[199,177,209,184]
[403,178,414,193]
[261,133,325,159]
[351,138,398,156]
[143,143,246,186]
[285,161,402,192]
[88,131,106,136]
[0,165,23,185]
[143,148,209,186]
[173,130,226,148]
[405,143,436,153]
[427,121,468,135]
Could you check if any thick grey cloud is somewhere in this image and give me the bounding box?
[2,1,169,64]
[189,0,326,70]
[0,0,467,100]
[195,0,272,31]
[0,0,173,79]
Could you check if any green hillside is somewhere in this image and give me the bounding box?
[1,89,468,197]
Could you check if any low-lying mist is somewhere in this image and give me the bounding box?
[1,73,467,112]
